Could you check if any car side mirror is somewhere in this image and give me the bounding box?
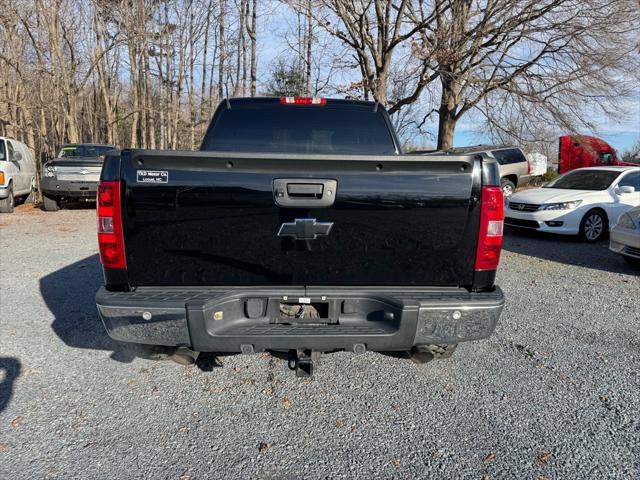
[13,151,22,162]
[615,185,635,195]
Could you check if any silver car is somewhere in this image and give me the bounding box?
[610,205,640,266]
[418,145,532,196]
[0,137,37,213]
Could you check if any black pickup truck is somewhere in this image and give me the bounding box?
[95,97,505,376]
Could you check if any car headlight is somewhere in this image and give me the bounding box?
[45,165,56,177]
[617,212,637,229]
[540,200,582,210]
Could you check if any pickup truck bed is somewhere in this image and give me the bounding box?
[95,97,505,375]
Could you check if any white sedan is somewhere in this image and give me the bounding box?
[609,205,640,266]
[505,166,640,242]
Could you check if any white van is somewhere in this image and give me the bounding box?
[0,137,37,213]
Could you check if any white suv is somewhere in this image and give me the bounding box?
[0,137,37,213]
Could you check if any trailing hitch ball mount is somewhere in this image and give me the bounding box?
[287,344,367,377]
[288,350,320,377]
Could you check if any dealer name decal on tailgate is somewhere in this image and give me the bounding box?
[137,170,168,183]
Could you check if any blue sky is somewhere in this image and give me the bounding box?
[258,6,640,155]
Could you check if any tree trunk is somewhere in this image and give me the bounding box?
[305,0,312,95]
[201,0,213,118]
[248,0,257,96]
[218,0,226,99]
[189,11,196,149]
[437,86,457,150]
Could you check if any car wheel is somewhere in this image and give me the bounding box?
[501,179,516,197]
[0,185,14,213]
[41,194,60,212]
[579,209,607,242]
[408,343,458,364]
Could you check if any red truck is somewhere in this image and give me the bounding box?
[558,135,635,174]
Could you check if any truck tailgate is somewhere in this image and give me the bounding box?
[120,150,481,287]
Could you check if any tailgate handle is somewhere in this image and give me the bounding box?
[273,179,337,207]
[287,183,323,198]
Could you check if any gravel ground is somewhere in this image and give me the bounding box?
[1,203,639,479]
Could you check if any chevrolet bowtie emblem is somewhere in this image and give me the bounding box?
[277,218,333,240]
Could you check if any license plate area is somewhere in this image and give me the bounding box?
[271,298,336,325]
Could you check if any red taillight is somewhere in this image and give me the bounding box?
[280,97,326,105]
[527,160,532,175]
[97,181,126,269]
[475,186,504,271]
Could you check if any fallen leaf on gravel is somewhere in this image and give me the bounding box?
[11,416,22,427]
[536,450,552,465]
[536,476,550,480]
[207,386,226,393]
[179,474,190,480]
[25,367,40,376]
[351,425,357,433]
[258,442,271,453]
[0,443,9,452]
[482,476,492,480]
[335,419,344,428]
[390,458,401,468]
[179,426,189,433]
[483,453,496,464]
[282,396,291,409]
[232,367,241,373]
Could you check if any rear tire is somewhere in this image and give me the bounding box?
[501,178,516,197]
[579,209,607,242]
[0,185,14,213]
[41,194,60,212]
[409,344,458,364]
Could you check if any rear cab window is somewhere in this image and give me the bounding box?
[0,140,5,161]
[492,148,527,165]
[202,100,398,155]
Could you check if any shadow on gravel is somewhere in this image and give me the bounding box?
[40,254,173,364]
[0,357,21,413]
[503,227,638,275]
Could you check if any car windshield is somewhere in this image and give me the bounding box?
[57,145,113,159]
[544,170,620,190]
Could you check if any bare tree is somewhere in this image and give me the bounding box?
[246,0,257,96]
[410,0,640,149]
